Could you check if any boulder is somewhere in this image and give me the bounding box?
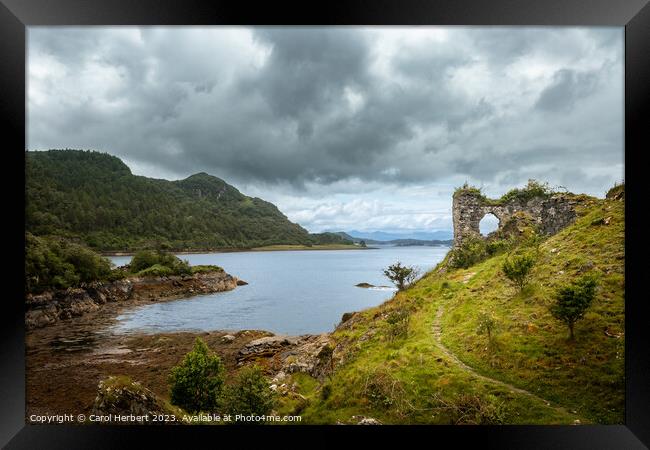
[340,311,356,323]
[221,334,236,343]
[239,335,302,357]
[277,334,335,379]
[352,415,382,425]
[91,376,181,424]
[238,334,336,380]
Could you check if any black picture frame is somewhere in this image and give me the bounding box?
[1,0,648,448]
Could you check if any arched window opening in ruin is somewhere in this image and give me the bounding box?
[479,213,499,236]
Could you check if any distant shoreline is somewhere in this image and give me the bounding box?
[101,244,376,257]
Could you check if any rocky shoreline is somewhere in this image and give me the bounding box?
[23,268,351,423]
[25,270,243,330]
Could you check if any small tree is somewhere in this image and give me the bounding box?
[169,338,226,413]
[224,365,276,419]
[550,275,598,340]
[383,261,419,291]
[477,312,496,341]
[502,253,535,291]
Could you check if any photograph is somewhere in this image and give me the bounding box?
[22,25,627,427]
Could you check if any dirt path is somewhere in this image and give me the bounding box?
[432,305,572,415]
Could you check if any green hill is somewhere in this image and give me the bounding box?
[275,190,624,424]
[25,150,351,251]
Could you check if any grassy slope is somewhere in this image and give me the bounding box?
[279,196,624,425]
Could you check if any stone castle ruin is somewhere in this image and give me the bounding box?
[452,186,583,250]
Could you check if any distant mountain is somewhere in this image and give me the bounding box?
[389,239,452,247]
[25,150,352,251]
[331,232,452,247]
[345,229,453,242]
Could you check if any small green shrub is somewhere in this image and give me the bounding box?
[169,338,226,413]
[449,237,488,269]
[224,365,276,420]
[524,233,546,256]
[433,393,506,425]
[130,250,191,276]
[550,274,598,340]
[499,179,554,204]
[477,312,497,341]
[136,264,174,277]
[485,238,510,256]
[502,253,535,291]
[190,264,224,274]
[105,267,128,282]
[386,308,411,341]
[363,369,406,411]
[383,261,419,291]
[454,182,485,199]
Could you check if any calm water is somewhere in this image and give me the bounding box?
[110,245,449,335]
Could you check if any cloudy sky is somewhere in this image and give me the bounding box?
[27,27,624,235]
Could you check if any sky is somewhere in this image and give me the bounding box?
[27,26,624,235]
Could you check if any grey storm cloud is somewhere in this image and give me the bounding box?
[535,68,600,112]
[27,26,624,199]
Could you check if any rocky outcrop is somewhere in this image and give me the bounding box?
[353,416,382,425]
[90,376,180,424]
[25,271,240,330]
[129,271,238,300]
[238,333,336,380]
[25,280,134,329]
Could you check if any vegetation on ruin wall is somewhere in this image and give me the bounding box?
[25,150,352,252]
[454,179,561,205]
[275,189,624,425]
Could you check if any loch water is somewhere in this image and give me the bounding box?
[111,245,450,335]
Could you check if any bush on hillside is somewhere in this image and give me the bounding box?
[449,237,488,269]
[363,369,408,412]
[502,253,535,291]
[433,393,506,425]
[136,264,174,277]
[550,275,598,340]
[190,265,224,274]
[485,238,511,257]
[386,308,411,341]
[223,365,276,420]
[383,262,419,291]
[130,250,191,276]
[169,338,226,413]
[477,311,497,341]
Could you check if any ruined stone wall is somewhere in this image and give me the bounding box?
[452,191,580,249]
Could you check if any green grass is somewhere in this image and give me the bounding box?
[282,196,623,425]
[190,264,224,274]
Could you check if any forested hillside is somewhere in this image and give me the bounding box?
[25,150,350,251]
